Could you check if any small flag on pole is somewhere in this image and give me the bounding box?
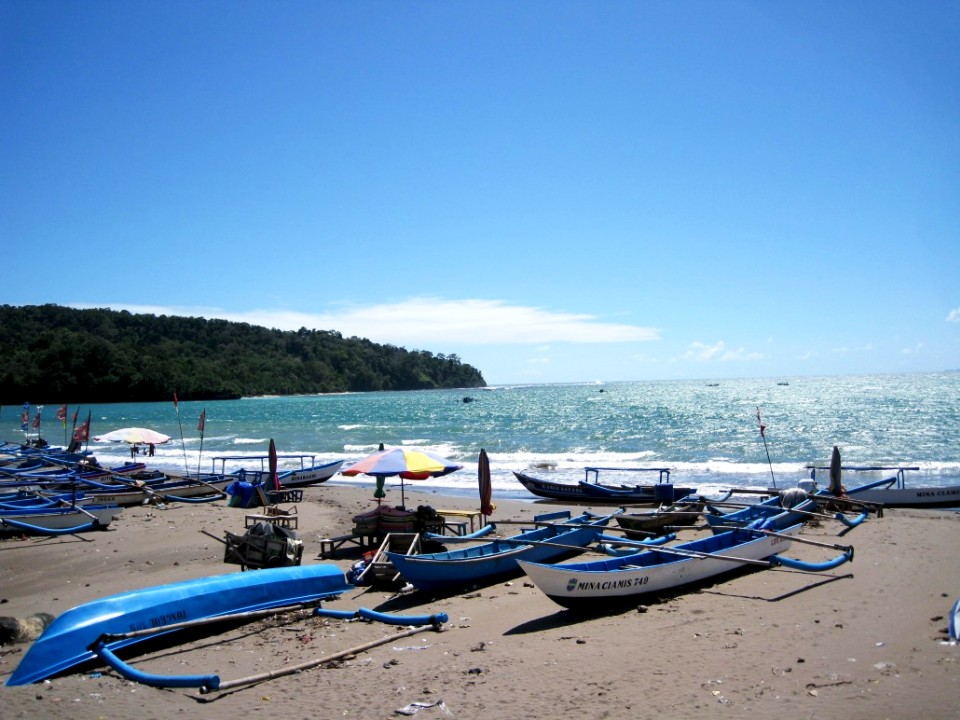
[73,411,91,442]
[197,409,206,433]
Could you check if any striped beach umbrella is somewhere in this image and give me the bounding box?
[342,447,462,508]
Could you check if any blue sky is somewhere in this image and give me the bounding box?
[3,1,958,385]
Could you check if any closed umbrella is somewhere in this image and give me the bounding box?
[268,438,280,492]
[478,448,494,521]
[828,445,845,495]
[341,447,462,509]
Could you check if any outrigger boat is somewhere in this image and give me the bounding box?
[5,564,353,686]
[0,503,119,535]
[386,510,617,592]
[514,467,695,504]
[704,490,817,533]
[519,521,854,610]
[211,454,344,489]
[614,497,707,538]
[808,463,960,509]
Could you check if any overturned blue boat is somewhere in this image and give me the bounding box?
[5,564,352,686]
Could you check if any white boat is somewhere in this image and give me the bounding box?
[0,504,120,535]
[211,455,344,489]
[809,464,960,509]
[519,523,851,610]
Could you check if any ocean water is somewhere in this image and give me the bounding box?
[16,372,960,502]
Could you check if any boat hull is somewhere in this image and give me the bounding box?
[386,512,611,591]
[519,524,800,610]
[0,505,119,533]
[705,497,815,534]
[845,485,960,508]
[83,475,231,506]
[514,471,693,504]
[6,564,352,686]
[615,500,705,537]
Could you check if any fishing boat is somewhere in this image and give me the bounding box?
[385,510,617,592]
[514,467,695,504]
[211,454,344,489]
[0,503,119,535]
[614,497,706,538]
[704,490,817,534]
[808,464,960,509]
[76,472,230,506]
[5,563,352,686]
[519,522,853,610]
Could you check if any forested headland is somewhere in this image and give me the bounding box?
[0,305,486,403]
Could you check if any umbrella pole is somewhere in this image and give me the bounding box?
[174,400,188,474]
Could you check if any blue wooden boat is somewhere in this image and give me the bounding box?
[519,522,854,610]
[385,510,617,592]
[5,564,352,686]
[704,491,817,534]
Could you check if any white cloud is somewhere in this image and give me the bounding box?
[947,308,960,323]
[720,347,764,362]
[683,341,725,361]
[72,298,660,346]
[682,341,761,363]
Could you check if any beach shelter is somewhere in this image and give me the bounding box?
[341,446,462,509]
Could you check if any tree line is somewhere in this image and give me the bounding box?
[0,304,486,403]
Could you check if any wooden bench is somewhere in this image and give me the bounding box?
[317,530,379,559]
[441,520,469,536]
[437,509,483,533]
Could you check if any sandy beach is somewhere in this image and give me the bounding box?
[1,483,958,720]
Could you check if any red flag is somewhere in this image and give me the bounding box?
[756,408,766,438]
[56,405,67,425]
[173,392,179,410]
[197,409,206,433]
[73,411,91,442]
[32,410,41,429]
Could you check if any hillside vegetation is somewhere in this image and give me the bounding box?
[0,305,486,403]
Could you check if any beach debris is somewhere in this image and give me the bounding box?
[395,699,450,716]
[0,613,55,644]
